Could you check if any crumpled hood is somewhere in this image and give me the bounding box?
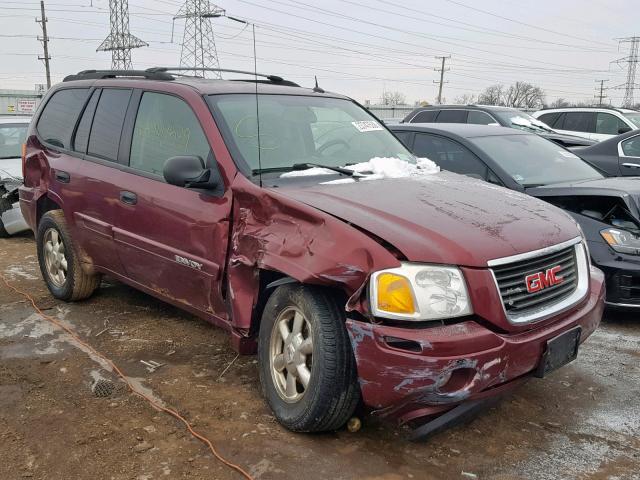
[531,176,640,214]
[0,157,23,181]
[277,172,579,267]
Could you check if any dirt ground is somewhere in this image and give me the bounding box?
[1,232,639,480]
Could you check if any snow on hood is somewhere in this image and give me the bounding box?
[280,157,440,184]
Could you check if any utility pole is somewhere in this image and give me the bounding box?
[594,79,609,106]
[612,36,639,108]
[36,0,51,89]
[175,0,225,78]
[434,55,450,104]
[97,0,147,70]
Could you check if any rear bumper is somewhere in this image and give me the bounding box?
[346,266,605,423]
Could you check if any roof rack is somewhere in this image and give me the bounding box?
[63,67,299,87]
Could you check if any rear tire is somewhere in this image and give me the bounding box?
[258,284,360,432]
[36,210,101,301]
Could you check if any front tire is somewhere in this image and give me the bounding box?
[258,284,360,432]
[36,210,101,301]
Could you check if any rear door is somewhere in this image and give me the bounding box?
[619,134,640,176]
[112,90,232,318]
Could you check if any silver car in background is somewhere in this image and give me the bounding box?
[0,116,30,236]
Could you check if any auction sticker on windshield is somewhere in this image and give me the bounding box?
[352,121,384,132]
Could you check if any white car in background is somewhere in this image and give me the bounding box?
[532,107,640,142]
[0,116,30,237]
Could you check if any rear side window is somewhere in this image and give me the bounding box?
[87,89,132,161]
[129,92,211,176]
[436,110,468,123]
[562,112,594,133]
[596,113,626,135]
[73,89,100,154]
[36,88,89,149]
[467,111,496,125]
[410,110,438,123]
[412,133,487,178]
[537,112,561,127]
[621,136,640,157]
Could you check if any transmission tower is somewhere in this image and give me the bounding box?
[613,36,639,108]
[175,1,225,78]
[97,0,147,70]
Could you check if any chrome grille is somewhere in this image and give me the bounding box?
[492,245,579,316]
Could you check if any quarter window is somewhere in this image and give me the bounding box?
[36,88,90,149]
[412,133,487,178]
[467,111,496,125]
[621,136,640,157]
[130,92,211,176]
[87,89,132,161]
[73,89,100,154]
[410,110,438,123]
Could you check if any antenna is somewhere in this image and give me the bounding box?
[313,76,325,93]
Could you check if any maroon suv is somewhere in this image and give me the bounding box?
[20,68,605,436]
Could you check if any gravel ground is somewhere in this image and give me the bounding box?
[1,232,639,480]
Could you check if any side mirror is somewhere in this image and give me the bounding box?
[163,155,220,189]
[619,125,632,135]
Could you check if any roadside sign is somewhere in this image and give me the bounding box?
[17,99,37,114]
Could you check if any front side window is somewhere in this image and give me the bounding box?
[130,92,211,176]
[471,134,602,187]
[467,111,496,125]
[0,123,28,159]
[413,133,487,178]
[36,88,89,149]
[596,113,626,135]
[621,136,640,157]
[207,94,414,175]
[623,112,640,128]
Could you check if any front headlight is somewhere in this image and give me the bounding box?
[370,263,473,321]
[601,228,640,255]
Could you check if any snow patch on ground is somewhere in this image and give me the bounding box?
[280,156,440,184]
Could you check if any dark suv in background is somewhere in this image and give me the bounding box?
[402,105,596,148]
[20,68,604,438]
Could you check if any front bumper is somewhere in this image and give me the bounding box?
[1,200,29,235]
[346,266,605,424]
[589,240,640,308]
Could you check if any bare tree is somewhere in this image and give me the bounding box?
[550,98,571,108]
[503,82,545,108]
[477,85,504,106]
[454,93,477,105]
[381,91,407,106]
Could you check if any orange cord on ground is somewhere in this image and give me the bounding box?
[0,273,255,480]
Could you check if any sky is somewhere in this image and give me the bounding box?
[0,0,637,106]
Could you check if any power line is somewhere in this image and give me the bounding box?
[174,0,224,78]
[97,0,147,69]
[35,0,51,89]
[434,55,450,104]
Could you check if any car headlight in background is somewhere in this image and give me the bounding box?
[370,263,472,321]
[601,228,640,255]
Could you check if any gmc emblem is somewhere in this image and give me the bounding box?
[525,266,563,293]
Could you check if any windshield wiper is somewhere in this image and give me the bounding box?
[291,162,365,177]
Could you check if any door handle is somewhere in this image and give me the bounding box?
[119,191,137,205]
[55,170,70,183]
[622,162,640,169]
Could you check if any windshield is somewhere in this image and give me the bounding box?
[624,112,640,129]
[207,94,415,175]
[0,123,28,159]
[492,110,554,133]
[471,134,603,187]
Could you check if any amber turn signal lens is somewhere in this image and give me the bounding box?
[376,273,416,314]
